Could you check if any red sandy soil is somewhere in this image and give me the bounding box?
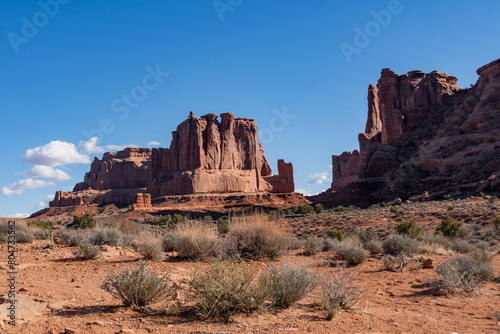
[1,196,500,333]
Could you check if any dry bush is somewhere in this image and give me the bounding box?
[303,237,323,255]
[101,262,172,310]
[365,239,383,254]
[188,260,268,320]
[451,239,474,254]
[171,223,219,260]
[0,222,35,243]
[228,214,290,259]
[135,235,164,261]
[262,262,316,309]
[88,227,123,246]
[72,241,101,260]
[319,267,363,320]
[56,229,87,246]
[332,237,367,265]
[383,254,410,272]
[434,255,494,294]
[383,234,419,256]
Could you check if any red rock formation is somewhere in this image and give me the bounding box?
[49,112,294,208]
[331,151,360,191]
[132,193,152,211]
[148,112,290,196]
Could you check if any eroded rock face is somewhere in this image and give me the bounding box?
[331,151,360,191]
[132,193,152,211]
[49,112,294,208]
[324,58,500,206]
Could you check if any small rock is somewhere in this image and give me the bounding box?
[422,258,434,269]
[19,288,27,292]
[86,321,104,326]
[100,245,111,252]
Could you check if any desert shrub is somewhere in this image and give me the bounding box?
[188,260,268,320]
[88,227,123,246]
[319,268,363,320]
[72,241,101,260]
[162,232,176,252]
[331,206,348,213]
[326,229,345,241]
[56,229,85,246]
[68,214,96,229]
[303,237,323,256]
[314,203,324,214]
[101,262,172,310]
[435,216,466,238]
[263,262,316,309]
[383,234,419,256]
[228,214,290,259]
[270,208,285,217]
[494,217,500,231]
[336,238,367,265]
[120,234,136,248]
[30,220,52,229]
[32,227,52,240]
[419,234,452,249]
[297,205,314,215]
[172,223,219,260]
[172,213,188,224]
[289,237,303,250]
[471,248,494,263]
[396,220,424,238]
[365,239,383,254]
[383,254,409,272]
[435,255,494,294]
[136,237,164,261]
[217,216,229,234]
[149,215,174,228]
[489,195,498,203]
[447,205,456,211]
[451,239,474,254]
[15,225,35,243]
[322,238,339,252]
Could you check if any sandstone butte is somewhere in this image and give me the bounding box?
[319,57,500,206]
[49,112,296,210]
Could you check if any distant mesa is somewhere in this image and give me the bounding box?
[49,112,296,209]
[318,57,500,206]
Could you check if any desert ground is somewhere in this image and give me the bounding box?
[1,196,500,334]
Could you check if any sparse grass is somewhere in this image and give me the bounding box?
[434,255,494,294]
[228,214,290,259]
[303,237,323,256]
[383,234,420,256]
[135,237,164,261]
[101,262,172,310]
[319,267,363,320]
[72,241,101,260]
[188,260,268,320]
[263,262,316,309]
[171,222,219,260]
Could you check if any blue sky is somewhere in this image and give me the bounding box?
[1,0,499,217]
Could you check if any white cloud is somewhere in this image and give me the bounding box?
[36,194,55,209]
[23,140,91,166]
[147,141,161,146]
[2,178,56,196]
[80,136,105,154]
[308,172,331,184]
[23,165,72,181]
[6,213,30,218]
[105,144,139,151]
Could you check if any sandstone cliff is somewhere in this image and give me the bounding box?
[50,112,295,208]
[323,58,500,206]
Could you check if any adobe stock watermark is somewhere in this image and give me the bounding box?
[6,221,17,326]
[213,0,243,21]
[259,106,295,144]
[82,64,170,142]
[339,0,405,64]
[8,0,70,54]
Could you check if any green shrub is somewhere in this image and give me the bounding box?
[493,217,500,231]
[435,255,494,294]
[314,203,324,214]
[447,205,456,211]
[188,260,268,320]
[326,229,345,241]
[263,262,316,309]
[303,237,323,256]
[297,205,314,215]
[150,215,174,227]
[68,214,96,229]
[270,208,285,217]
[383,234,420,256]
[217,216,229,234]
[30,220,52,229]
[396,220,424,238]
[319,268,363,320]
[489,195,498,203]
[333,206,348,213]
[101,262,172,310]
[435,216,466,238]
[72,241,101,260]
[136,238,164,261]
